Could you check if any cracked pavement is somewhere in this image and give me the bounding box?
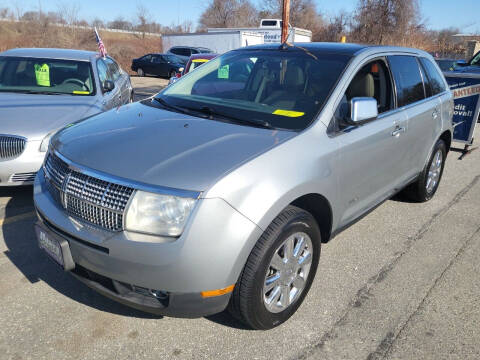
[0,125,479,359]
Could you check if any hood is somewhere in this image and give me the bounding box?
[52,101,296,192]
[0,92,100,140]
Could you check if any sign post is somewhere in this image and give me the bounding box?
[444,72,480,157]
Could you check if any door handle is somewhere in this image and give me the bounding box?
[391,126,406,137]
[432,109,438,119]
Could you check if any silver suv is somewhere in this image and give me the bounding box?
[34,43,453,330]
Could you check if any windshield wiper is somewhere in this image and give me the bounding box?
[152,97,200,117]
[0,89,66,95]
[187,105,275,130]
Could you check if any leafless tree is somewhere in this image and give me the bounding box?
[198,0,259,29]
[136,2,150,38]
[350,0,425,47]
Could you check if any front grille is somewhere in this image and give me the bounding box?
[9,172,37,183]
[0,135,26,160]
[43,152,134,231]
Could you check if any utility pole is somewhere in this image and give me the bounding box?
[281,0,290,43]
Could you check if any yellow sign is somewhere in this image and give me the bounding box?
[273,109,305,117]
[192,59,209,63]
[73,90,90,95]
[34,63,50,87]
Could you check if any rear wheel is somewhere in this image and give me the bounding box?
[137,68,144,77]
[402,139,447,202]
[229,205,321,330]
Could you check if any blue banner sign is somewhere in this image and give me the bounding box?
[444,72,480,144]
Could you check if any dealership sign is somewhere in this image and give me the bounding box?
[444,72,480,145]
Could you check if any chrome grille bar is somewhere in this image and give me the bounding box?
[43,152,134,231]
[0,135,26,160]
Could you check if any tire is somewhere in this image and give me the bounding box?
[169,70,176,79]
[402,139,447,202]
[137,68,144,77]
[228,205,321,330]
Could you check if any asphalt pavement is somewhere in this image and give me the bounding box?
[0,106,479,359]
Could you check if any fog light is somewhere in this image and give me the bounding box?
[150,289,168,299]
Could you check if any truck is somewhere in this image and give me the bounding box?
[207,19,312,44]
[162,31,264,55]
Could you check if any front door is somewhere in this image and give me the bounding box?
[334,58,410,227]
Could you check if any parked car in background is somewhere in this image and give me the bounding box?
[34,43,453,330]
[451,50,480,73]
[0,48,132,186]
[435,58,462,72]
[131,53,184,78]
[167,46,213,63]
[168,53,217,85]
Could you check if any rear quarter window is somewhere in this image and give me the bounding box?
[388,55,425,107]
[420,57,447,96]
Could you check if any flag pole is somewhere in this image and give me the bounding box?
[281,0,290,43]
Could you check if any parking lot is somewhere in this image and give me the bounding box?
[131,76,169,101]
[1,75,479,359]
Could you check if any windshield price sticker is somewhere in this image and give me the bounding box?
[273,109,305,117]
[218,65,230,79]
[34,63,50,87]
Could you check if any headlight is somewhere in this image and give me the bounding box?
[39,130,57,152]
[125,191,196,237]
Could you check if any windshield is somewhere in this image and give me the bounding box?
[165,55,182,63]
[158,49,350,130]
[0,56,95,95]
[470,52,480,66]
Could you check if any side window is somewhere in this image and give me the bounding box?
[334,59,394,128]
[417,59,432,98]
[191,49,199,55]
[142,54,152,62]
[153,56,164,64]
[169,48,179,55]
[96,59,109,84]
[388,55,425,107]
[419,57,447,96]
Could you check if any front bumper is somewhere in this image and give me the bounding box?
[0,140,44,186]
[34,170,263,317]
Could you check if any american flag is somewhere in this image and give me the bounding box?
[94,27,107,58]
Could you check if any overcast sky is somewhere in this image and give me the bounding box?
[1,0,479,32]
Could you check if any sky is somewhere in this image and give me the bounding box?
[1,0,479,33]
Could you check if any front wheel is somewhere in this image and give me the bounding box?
[137,68,144,77]
[402,139,447,202]
[229,206,321,330]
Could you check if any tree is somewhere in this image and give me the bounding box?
[350,0,425,47]
[136,2,150,38]
[198,0,259,29]
[260,0,322,31]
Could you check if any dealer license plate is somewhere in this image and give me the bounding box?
[36,225,65,267]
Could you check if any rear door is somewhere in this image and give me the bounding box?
[388,55,438,177]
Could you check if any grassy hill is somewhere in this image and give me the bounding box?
[0,20,162,74]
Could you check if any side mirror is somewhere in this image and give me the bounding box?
[350,97,378,124]
[103,80,115,93]
[455,60,468,67]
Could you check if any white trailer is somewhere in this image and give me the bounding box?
[207,19,312,44]
[162,31,264,54]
